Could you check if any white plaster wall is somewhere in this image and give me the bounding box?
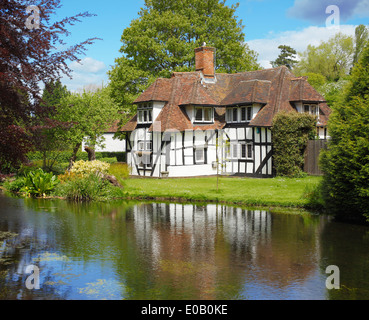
[82,133,126,152]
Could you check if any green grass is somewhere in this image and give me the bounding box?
[122,176,323,209]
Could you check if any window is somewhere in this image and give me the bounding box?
[240,106,253,122]
[194,107,213,123]
[231,143,253,160]
[303,104,319,117]
[195,148,205,163]
[137,103,153,124]
[227,106,253,123]
[137,139,153,168]
[226,107,238,123]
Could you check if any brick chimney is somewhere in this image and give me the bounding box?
[195,45,216,78]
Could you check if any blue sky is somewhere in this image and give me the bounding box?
[55,0,369,91]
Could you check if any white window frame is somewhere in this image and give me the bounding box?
[194,107,214,123]
[195,148,205,163]
[137,103,153,124]
[240,106,253,123]
[303,104,319,117]
[226,107,239,123]
[231,143,253,160]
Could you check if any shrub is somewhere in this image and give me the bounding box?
[272,112,317,177]
[3,178,25,193]
[20,168,59,197]
[70,160,110,176]
[55,173,113,202]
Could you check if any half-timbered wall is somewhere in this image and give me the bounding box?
[127,126,273,178]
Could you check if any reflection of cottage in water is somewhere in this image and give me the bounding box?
[129,203,320,299]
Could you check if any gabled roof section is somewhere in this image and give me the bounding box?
[221,80,272,106]
[121,114,137,132]
[178,79,218,106]
[149,103,192,132]
[289,77,326,103]
[134,78,173,104]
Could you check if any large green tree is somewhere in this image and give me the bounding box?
[294,32,354,82]
[320,44,369,223]
[55,87,120,169]
[108,0,260,114]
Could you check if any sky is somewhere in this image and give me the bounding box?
[53,0,369,92]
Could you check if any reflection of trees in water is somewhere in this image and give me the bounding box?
[1,196,330,300]
[319,220,369,300]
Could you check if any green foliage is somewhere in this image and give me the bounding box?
[294,32,354,81]
[271,45,298,69]
[272,112,317,178]
[55,173,115,202]
[320,44,369,223]
[109,0,261,112]
[3,178,26,193]
[303,72,327,90]
[20,168,59,197]
[353,24,369,66]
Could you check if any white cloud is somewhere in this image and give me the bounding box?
[61,57,108,92]
[70,57,107,73]
[247,24,357,69]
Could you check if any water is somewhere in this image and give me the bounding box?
[0,192,369,300]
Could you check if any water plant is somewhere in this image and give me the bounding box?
[20,168,59,198]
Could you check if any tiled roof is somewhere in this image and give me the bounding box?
[121,66,330,132]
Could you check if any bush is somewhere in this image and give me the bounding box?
[70,160,110,176]
[55,173,114,202]
[4,178,25,193]
[272,112,317,177]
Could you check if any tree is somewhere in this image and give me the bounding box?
[0,0,98,171]
[271,45,298,69]
[33,80,71,171]
[108,0,260,114]
[55,86,120,169]
[294,33,354,81]
[353,24,369,66]
[320,44,369,223]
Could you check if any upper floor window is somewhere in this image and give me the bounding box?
[137,103,153,124]
[303,104,319,117]
[226,106,253,123]
[194,107,214,123]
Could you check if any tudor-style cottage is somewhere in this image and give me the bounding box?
[122,46,331,178]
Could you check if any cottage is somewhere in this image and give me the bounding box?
[121,45,331,178]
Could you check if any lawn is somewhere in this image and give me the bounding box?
[123,175,323,208]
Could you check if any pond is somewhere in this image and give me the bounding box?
[0,192,369,300]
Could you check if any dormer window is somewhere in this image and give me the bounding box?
[226,106,253,123]
[137,103,153,124]
[303,104,319,117]
[194,106,214,123]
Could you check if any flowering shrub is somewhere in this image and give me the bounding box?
[70,160,110,176]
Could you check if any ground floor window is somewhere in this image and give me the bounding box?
[195,148,205,163]
[137,140,152,168]
[230,142,253,160]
